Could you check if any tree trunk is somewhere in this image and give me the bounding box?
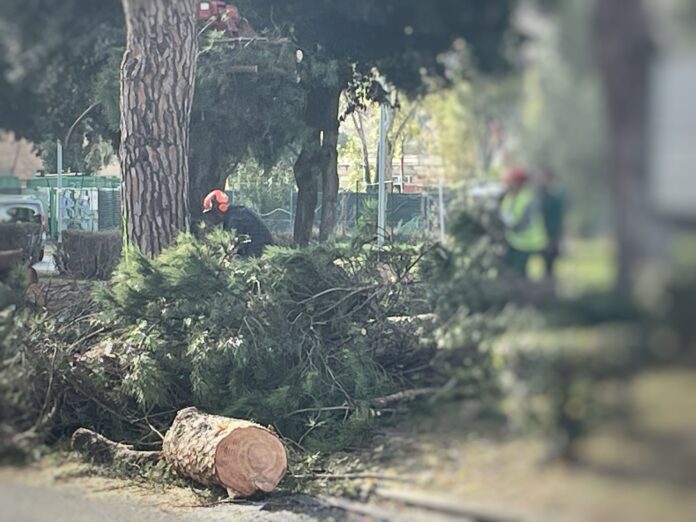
[293,86,340,246]
[188,125,226,227]
[319,90,341,241]
[350,108,372,186]
[293,132,322,246]
[162,407,287,498]
[592,0,653,292]
[119,0,197,257]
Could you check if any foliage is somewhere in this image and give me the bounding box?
[95,231,438,448]
[338,131,368,191]
[236,0,518,241]
[0,0,124,160]
[229,160,296,215]
[55,230,122,280]
[188,32,307,200]
[421,198,509,320]
[240,0,517,92]
[0,264,27,313]
[425,83,480,184]
[1,231,454,456]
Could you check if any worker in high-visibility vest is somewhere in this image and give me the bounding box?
[499,167,548,276]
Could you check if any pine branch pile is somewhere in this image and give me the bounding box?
[1,230,461,457]
[1,200,534,463]
[92,231,442,450]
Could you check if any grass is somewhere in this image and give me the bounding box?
[528,237,616,296]
[673,232,696,275]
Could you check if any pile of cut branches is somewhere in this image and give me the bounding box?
[1,230,465,458]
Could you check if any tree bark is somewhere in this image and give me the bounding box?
[188,125,226,227]
[349,106,372,186]
[319,90,341,241]
[71,428,161,467]
[162,407,287,498]
[592,0,654,292]
[293,132,322,246]
[119,0,197,257]
[293,86,340,246]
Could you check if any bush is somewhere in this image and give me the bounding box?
[1,231,448,454]
[91,231,436,449]
[0,222,43,265]
[55,230,122,280]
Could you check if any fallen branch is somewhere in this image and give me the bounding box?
[71,428,161,467]
[285,388,439,419]
[292,472,408,482]
[371,388,438,408]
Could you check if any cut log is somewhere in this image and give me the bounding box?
[71,428,161,467]
[162,407,287,497]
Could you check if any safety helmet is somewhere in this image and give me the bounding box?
[203,189,230,214]
[503,167,528,186]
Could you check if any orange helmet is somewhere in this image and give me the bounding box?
[503,167,528,186]
[203,189,230,213]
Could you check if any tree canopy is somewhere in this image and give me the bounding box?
[0,0,124,166]
[0,0,519,242]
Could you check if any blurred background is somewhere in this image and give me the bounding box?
[0,1,695,521]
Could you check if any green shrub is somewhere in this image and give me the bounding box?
[80,231,434,449]
[55,230,122,280]
[0,233,433,453]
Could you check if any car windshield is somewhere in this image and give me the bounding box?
[0,203,41,224]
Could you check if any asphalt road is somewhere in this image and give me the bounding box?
[0,481,183,522]
[0,481,362,522]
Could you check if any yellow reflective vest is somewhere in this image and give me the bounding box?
[500,187,548,253]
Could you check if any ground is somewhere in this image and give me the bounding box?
[361,369,696,522]
[2,368,694,522]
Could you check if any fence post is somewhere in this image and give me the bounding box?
[377,104,389,249]
[438,175,446,243]
[289,188,294,234]
[56,140,63,244]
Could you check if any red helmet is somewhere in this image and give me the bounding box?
[503,167,528,186]
[203,189,230,213]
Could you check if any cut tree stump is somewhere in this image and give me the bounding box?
[162,407,287,497]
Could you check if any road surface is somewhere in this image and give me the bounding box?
[0,480,365,522]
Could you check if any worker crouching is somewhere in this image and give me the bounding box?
[202,189,274,257]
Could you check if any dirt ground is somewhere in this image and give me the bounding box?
[348,367,696,522]
[1,368,694,522]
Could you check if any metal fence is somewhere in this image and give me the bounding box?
[263,191,448,239]
[17,186,447,241]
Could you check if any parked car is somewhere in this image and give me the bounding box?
[0,194,47,264]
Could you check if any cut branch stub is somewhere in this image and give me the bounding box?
[162,407,287,497]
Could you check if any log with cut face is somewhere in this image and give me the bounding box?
[215,425,287,496]
[162,407,287,497]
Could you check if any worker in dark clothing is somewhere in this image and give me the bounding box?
[202,189,274,257]
[538,169,565,279]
